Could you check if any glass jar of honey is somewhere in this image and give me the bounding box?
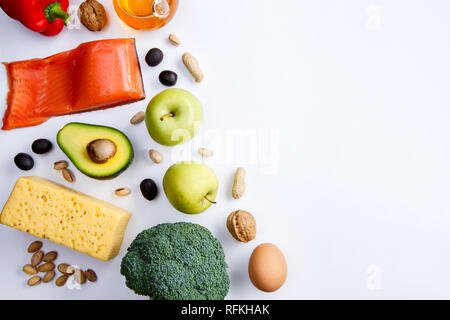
[113,0,178,30]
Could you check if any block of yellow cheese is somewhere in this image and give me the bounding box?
[0,176,131,261]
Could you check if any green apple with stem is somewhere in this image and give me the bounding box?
[163,161,219,214]
[145,89,203,146]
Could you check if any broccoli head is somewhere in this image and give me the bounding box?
[120,222,230,300]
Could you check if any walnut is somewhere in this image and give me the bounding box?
[226,210,256,243]
[79,0,107,32]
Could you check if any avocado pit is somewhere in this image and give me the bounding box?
[57,122,134,179]
[86,139,117,164]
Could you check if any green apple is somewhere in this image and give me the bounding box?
[163,161,219,214]
[145,89,203,146]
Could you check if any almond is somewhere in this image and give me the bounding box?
[85,269,97,282]
[55,275,69,287]
[27,241,42,253]
[23,264,37,275]
[43,270,55,283]
[37,262,55,272]
[57,263,75,275]
[27,276,41,286]
[31,251,44,266]
[43,251,58,262]
[74,269,87,284]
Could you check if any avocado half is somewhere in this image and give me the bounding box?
[57,122,134,179]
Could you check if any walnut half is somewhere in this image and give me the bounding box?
[79,0,107,32]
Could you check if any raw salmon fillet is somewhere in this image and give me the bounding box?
[2,38,145,130]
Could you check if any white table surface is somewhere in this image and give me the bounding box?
[1,0,450,300]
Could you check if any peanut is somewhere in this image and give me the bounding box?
[169,34,181,46]
[182,52,204,82]
[198,148,213,158]
[232,168,246,199]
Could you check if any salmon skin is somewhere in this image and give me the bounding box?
[2,38,145,130]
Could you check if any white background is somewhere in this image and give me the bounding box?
[0,0,449,300]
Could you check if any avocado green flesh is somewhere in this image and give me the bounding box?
[57,122,134,178]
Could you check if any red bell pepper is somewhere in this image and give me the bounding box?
[0,0,71,36]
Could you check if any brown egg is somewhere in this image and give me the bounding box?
[248,243,287,292]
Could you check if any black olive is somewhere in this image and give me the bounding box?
[159,70,178,86]
[145,48,163,67]
[31,139,53,154]
[14,153,34,171]
[140,178,158,201]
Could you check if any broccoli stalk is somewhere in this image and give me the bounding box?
[120,222,230,300]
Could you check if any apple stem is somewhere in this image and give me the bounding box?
[160,113,174,121]
[204,196,216,204]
